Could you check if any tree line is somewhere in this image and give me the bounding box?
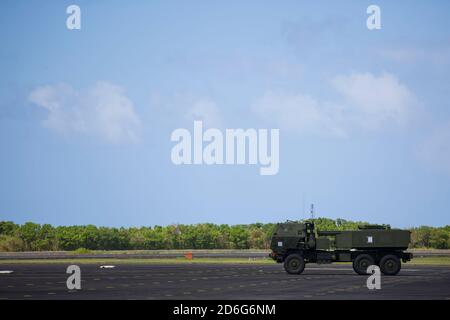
[0,218,449,252]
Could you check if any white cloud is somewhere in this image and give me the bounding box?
[252,91,345,137]
[185,98,222,128]
[332,72,417,130]
[29,82,141,143]
[252,72,418,136]
[417,123,450,175]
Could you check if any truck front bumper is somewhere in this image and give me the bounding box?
[402,252,413,262]
[269,251,283,262]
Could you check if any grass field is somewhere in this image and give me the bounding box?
[407,256,450,265]
[0,256,449,265]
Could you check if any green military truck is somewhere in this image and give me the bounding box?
[269,221,412,275]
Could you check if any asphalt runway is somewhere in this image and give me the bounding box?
[0,263,449,300]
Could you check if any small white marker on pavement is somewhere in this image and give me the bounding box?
[0,270,14,274]
[100,265,116,269]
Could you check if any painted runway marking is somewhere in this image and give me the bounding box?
[306,267,421,272]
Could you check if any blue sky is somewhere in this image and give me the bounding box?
[1,0,450,228]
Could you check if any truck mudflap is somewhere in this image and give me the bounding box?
[402,252,413,262]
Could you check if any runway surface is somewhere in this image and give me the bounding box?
[1,263,449,300]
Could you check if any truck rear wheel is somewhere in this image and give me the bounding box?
[380,255,401,275]
[284,254,305,274]
[353,254,375,275]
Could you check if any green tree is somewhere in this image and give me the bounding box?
[0,221,18,235]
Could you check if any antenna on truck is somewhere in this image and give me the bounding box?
[302,193,305,220]
[310,203,315,220]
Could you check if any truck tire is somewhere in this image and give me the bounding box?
[380,255,401,275]
[353,254,375,275]
[284,254,305,274]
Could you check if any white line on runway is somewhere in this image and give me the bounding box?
[307,267,420,272]
[0,270,13,274]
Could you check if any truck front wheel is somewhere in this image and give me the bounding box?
[380,255,401,275]
[284,254,305,274]
[353,254,375,275]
